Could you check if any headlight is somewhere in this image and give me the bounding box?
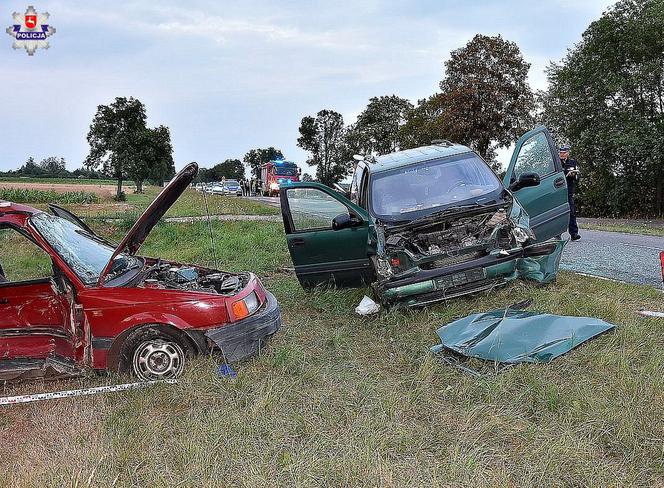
[512,227,530,244]
[230,292,260,320]
[270,182,279,190]
[376,258,393,278]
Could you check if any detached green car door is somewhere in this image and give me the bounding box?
[503,126,570,241]
[279,183,374,289]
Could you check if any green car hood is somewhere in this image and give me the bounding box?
[431,309,616,364]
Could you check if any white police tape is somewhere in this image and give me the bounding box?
[0,379,178,405]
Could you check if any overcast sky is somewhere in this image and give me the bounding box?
[0,0,616,176]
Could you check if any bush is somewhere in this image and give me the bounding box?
[0,188,99,204]
[113,191,127,202]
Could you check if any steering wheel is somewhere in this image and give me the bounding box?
[446,180,466,193]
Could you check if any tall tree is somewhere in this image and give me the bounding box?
[85,97,147,199]
[349,95,413,155]
[436,34,535,164]
[214,159,245,180]
[398,94,447,149]
[243,147,284,179]
[38,156,66,174]
[133,125,175,190]
[297,109,350,186]
[542,0,664,217]
[19,157,39,176]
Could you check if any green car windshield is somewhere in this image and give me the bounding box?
[370,154,503,221]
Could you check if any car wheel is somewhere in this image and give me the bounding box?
[120,327,187,380]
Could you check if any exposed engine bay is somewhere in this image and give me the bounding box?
[137,261,249,295]
[376,198,532,280]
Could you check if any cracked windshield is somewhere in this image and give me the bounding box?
[31,213,140,285]
[371,154,502,219]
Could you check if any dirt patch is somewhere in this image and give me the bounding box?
[0,181,135,197]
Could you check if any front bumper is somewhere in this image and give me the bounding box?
[378,251,521,307]
[205,291,282,362]
[377,239,564,307]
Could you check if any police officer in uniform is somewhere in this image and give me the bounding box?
[560,145,581,241]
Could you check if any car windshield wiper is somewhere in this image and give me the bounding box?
[388,202,498,230]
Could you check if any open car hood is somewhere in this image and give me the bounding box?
[98,162,198,286]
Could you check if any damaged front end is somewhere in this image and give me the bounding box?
[134,261,249,296]
[372,194,561,307]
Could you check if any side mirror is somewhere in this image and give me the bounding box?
[509,172,540,191]
[332,213,362,231]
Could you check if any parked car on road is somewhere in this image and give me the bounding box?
[279,126,570,307]
[0,163,281,382]
[207,180,242,196]
[221,180,242,196]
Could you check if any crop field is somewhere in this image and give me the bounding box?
[0,177,117,185]
[0,195,662,486]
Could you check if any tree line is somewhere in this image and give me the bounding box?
[0,156,107,179]
[296,0,664,217]
[5,0,657,216]
[296,33,535,186]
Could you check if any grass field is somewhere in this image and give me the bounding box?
[581,222,664,237]
[58,187,280,219]
[0,198,663,486]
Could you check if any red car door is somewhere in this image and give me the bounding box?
[0,227,78,380]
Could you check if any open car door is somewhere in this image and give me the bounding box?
[280,183,374,289]
[503,126,570,241]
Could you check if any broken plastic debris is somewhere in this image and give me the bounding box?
[431,309,616,365]
[355,295,380,315]
[217,363,237,378]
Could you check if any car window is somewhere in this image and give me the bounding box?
[513,132,555,179]
[287,188,349,231]
[0,227,53,282]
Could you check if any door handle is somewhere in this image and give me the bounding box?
[554,177,565,188]
[0,299,8,305]
[291,238,306,247]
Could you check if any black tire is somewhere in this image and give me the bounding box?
[118,326,188,381]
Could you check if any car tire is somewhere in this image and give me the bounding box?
[118,326,188,381]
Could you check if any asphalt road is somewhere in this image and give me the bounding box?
[246,196,664,288]
[560,229,663,288]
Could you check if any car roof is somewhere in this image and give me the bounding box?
[0,200,40,216]
[369,143,473,173]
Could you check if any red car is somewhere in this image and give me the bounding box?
[0,163,281,382]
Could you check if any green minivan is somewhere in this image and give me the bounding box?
[279,126,570,307]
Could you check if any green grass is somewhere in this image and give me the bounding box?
[0,177,117,185]
[35,187,280,221]
[0,211,663,486]
[582,222,664,237]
